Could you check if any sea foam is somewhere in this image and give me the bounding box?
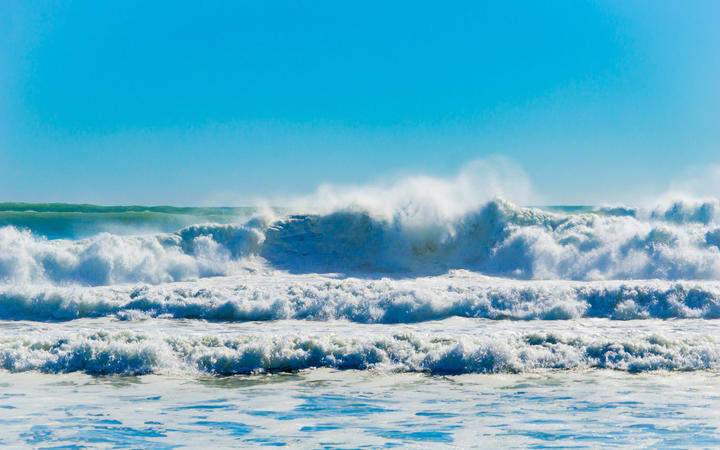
[2,275,720,322]
[2,198,720,286]
[1,324,717,375]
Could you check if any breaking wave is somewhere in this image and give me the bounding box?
[2,198,720,285]
[2,277,720,322]
[1,328,717,375]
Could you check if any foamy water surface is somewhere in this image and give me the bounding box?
[1,198,720,446]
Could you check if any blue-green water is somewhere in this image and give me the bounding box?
[0,202,257,239]
[2,200,720,447]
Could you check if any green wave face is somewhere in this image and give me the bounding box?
[0,203,260,239]
[0,202,634,240]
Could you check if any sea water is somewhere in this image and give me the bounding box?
[1,199,720,447]
[2,369,719,447]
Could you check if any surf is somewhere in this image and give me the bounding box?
[2,198,720,286]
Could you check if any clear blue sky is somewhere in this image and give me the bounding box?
[1,1,718,205]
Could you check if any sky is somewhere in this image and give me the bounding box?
[1,0,719,205]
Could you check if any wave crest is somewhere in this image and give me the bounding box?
[2,277,720,322]
[1,329,717,375]
[3,198,720,285]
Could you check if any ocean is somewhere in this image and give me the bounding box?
[1,199,720,447]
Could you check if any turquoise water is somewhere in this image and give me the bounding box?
[0,202,613,240]
[0,202,257,239]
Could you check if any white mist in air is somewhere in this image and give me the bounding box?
[270,156,537,221]
[665,164,720,200]
[634,164,720,223]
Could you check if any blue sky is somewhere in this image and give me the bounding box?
[1,0,719,205]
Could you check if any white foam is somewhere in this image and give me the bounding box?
[2,273,720,322]
[2,196,720,286]
[1,318,718,375]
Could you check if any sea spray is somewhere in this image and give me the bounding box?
[2,199,720,285]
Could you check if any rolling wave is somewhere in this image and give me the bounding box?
[0,202,258,239]
[2,199,720,285]
[2,277,719,322]
[1,327,717,375]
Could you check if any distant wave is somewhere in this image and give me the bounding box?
[2,198,720,285]
[1,328,717,375]
[2,278,720,322]
[0,202,253,215]
[0,203,258,239]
